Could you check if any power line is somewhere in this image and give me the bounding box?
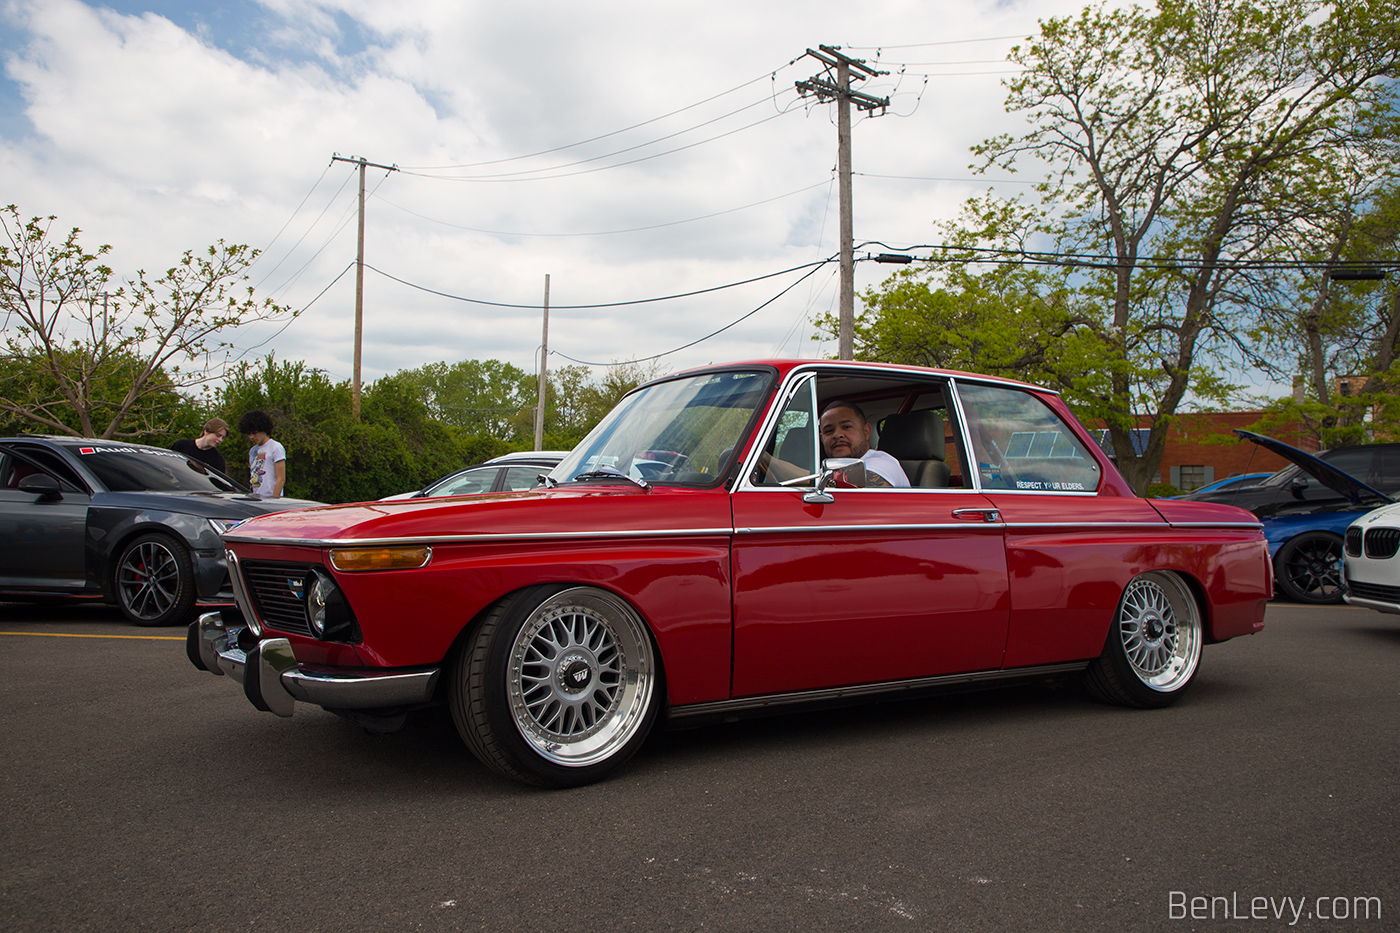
[398,62,801,171]
[857,241,1400,274]
[362,258,835,310]
[398,108,799,183]
[370,179,831,238]
[550,261,835,366]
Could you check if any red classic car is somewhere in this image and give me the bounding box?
[189,360,1271,787]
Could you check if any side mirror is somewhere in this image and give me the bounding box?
[1289,474,1309,498]
[18,472,62,501]
[803,458,865,504]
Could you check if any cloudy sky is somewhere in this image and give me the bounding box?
[2,0,1095,387]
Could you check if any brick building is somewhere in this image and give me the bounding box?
[1094,412,1316,491]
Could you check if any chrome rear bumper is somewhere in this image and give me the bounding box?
[187,611,440,718]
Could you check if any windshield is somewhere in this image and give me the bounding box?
[551,369,773,486]
[80,446,247,493]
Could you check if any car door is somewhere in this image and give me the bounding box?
[0,444,93,590]
[955,381,1170,666]
[729,373,1011,697]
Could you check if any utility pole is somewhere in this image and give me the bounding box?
[796,46,889,360]
[331,154,397,418]
[534,274,551,451]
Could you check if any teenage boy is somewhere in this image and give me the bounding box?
[237,409,286,498]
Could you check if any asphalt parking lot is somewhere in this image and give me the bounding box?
[1,600,1396,932]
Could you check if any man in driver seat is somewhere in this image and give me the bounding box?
[818,400,909,488]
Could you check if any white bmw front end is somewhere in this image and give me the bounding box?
[1343,504,1400,614]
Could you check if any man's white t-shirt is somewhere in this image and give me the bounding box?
[862,449,910,487]
[249,439,287,498]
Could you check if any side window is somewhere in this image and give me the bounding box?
[1378,447,1400,493]
[754,376,818,485]
[435,468,499,496]
[956,383,1101,492]
[502,466,546,491]
[1320,449,1372,488]
[9,446,87,492]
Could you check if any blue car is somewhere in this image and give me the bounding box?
[1171,472,1271,499]
[1190,432,1398,603]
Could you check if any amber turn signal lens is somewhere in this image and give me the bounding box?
[329,546,432,571]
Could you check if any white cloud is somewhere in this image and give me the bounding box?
[1,0,1088,385]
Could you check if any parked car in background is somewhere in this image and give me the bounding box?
[1342,503,1400,615]
[1170,472,1271,499]
[0,437,320,625]
[190,359,1270,787]
[1190,432,1397,604]
[381,451,569,500]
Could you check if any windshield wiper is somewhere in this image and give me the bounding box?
[571,468,650,490]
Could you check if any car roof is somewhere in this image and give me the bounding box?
[649,359,1054,395]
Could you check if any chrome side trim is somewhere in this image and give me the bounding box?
[1003,521,1167,530]
[1162,521,1265,530]
[223,527,735,548]
[735,523,992,534]
[668,661,1090,721]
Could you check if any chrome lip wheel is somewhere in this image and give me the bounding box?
[507,588,654,767]
[118,540,180,621]
[1117,573,1201,692]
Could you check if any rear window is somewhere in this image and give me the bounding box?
[78,447,245,493]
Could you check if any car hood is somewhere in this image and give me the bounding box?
[92,490,323,519]
[223,484,730,545]
[1234,430,1393,506]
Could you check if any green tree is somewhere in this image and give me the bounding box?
[397,358,535,440]
[220,356,507,503]
[858,0,1400,491]
[0,205,295,438]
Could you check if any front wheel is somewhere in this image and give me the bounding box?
[1085,571,1203,709]
[1273,531,1345,604]
[450,585,660,787]
[114,533,197,626]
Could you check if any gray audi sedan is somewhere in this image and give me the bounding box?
[0,436,319,625]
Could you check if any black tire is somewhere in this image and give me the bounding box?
[113,533,197,627]
[1085,571,1203,709]
[449,584,661,788]
[1273,531,1345,604]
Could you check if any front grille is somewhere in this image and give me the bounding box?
[1346,526,1363,557]
[1348,579,1400,603]
[239,560,317,635]
[1364,527,1400,560]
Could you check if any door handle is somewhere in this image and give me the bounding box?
[952,508,1000,523]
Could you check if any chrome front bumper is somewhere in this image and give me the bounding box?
[187,611,440,718]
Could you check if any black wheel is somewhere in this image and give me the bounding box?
[1273,531,1345,604]
[114,533,197,627]
[1085,571,1203,709]
[449,585,661,788]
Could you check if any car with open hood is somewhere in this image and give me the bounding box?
[188,360,1271,787]
[0,436,320,625]
[1342,502,1400,615]
[1189,432,1397,603]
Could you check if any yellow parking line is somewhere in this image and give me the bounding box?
[0,631,184,641]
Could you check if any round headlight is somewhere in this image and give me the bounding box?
[306,572,332,638]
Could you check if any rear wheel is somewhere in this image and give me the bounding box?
[1273,531,1344,604]
[1085,571,1203,709]
[114,533,197,626]
[450,585,660,787]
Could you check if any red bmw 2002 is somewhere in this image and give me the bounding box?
[189,360,1271,787]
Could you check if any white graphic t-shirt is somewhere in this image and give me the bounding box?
[248,439,287,498]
